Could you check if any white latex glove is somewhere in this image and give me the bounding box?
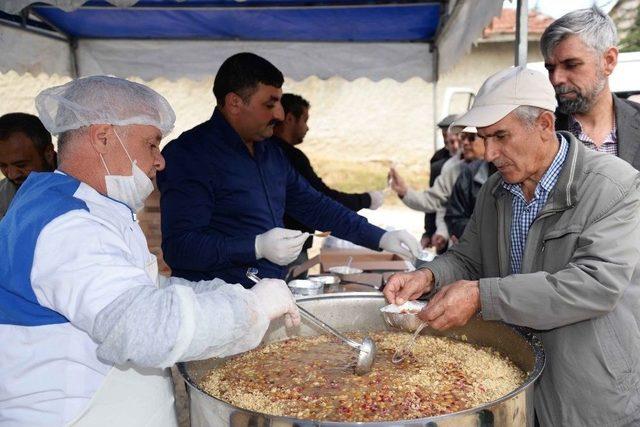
[379,230,422,260]
[368,190,384,210]
[255,227,309,266]
[250,278,301,328]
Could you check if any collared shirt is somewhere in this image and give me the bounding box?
[157,109,385,287]
[569,115,618,156]
[0,178,17,220]
[503,136,569,274]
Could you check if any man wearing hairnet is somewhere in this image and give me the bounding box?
[0,76,300,427]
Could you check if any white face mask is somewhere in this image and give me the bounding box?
[100,128,154,213]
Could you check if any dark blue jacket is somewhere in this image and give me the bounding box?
[157,109,385,287]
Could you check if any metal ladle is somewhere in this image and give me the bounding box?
[246,268,376,375]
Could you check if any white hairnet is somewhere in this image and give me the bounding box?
[35,75,175,137]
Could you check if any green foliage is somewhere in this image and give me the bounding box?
[310,156,430,206]
[621,10,640,52]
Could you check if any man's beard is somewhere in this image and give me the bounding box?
[555,72,606,115]
[293,131,306,145]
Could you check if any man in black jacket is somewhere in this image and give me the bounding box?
[445,128,497,240]
[422,114,459,248]
[272,93,384,271]
[541,7,640,169]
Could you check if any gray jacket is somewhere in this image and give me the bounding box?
[424,132,640,427]
[403,153,465,213]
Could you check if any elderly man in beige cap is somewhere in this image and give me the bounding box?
[384,66,640,426]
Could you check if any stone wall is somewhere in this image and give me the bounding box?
[137,188,170,275]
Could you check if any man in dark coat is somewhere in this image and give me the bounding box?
[541,7,640,169]
[445,129,496,240]
[422,114,459,248]
[271,93,384,270]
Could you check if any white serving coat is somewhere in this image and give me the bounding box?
[0,172,176,426]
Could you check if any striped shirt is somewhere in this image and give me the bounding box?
[569,115,617,156]
[503,136,569,274]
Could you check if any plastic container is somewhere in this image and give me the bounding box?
[380,301,427,332]
[308,275,340,286]
[287,279,324,297]
[327,266,364,275]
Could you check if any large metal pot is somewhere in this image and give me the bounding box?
[179,292,545,426]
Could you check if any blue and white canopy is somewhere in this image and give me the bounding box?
[0,0,503,81]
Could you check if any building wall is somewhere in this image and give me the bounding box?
[286,40,544,167]
[0,40,544,169]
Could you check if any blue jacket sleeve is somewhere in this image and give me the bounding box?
[158,145,256,272]
[283,158,385,250]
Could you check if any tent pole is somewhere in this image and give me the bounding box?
[515,0,528,66]
[431,43,439,154]
[28,8,70,41]
[69,38,79,78]
[0,7,67,42]
[0,19,66,42]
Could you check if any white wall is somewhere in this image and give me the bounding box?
[0,40,544,172]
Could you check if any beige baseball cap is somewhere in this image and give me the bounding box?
[450,66,557,133]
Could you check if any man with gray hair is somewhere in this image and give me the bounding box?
[384,66,640,426]
[541,6,640,169]
[0,76,300,426]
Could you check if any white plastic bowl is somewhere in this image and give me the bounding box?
[380,301,427,331]
[308,275,340,285]
[417,250,435,262]
[328,266,364,275]
[287,279,324,296]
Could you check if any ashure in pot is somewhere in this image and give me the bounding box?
[179,293,545,427]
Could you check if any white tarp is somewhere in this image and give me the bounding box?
[437,0,504,75]
[0,26,71,76]
[76,40,435,81]
[0,0,502,82]
[2,0,138,13]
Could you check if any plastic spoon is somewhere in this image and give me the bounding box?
[392,321,428,364]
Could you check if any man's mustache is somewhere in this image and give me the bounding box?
[555,85,579,96]
[268,119,280,127]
